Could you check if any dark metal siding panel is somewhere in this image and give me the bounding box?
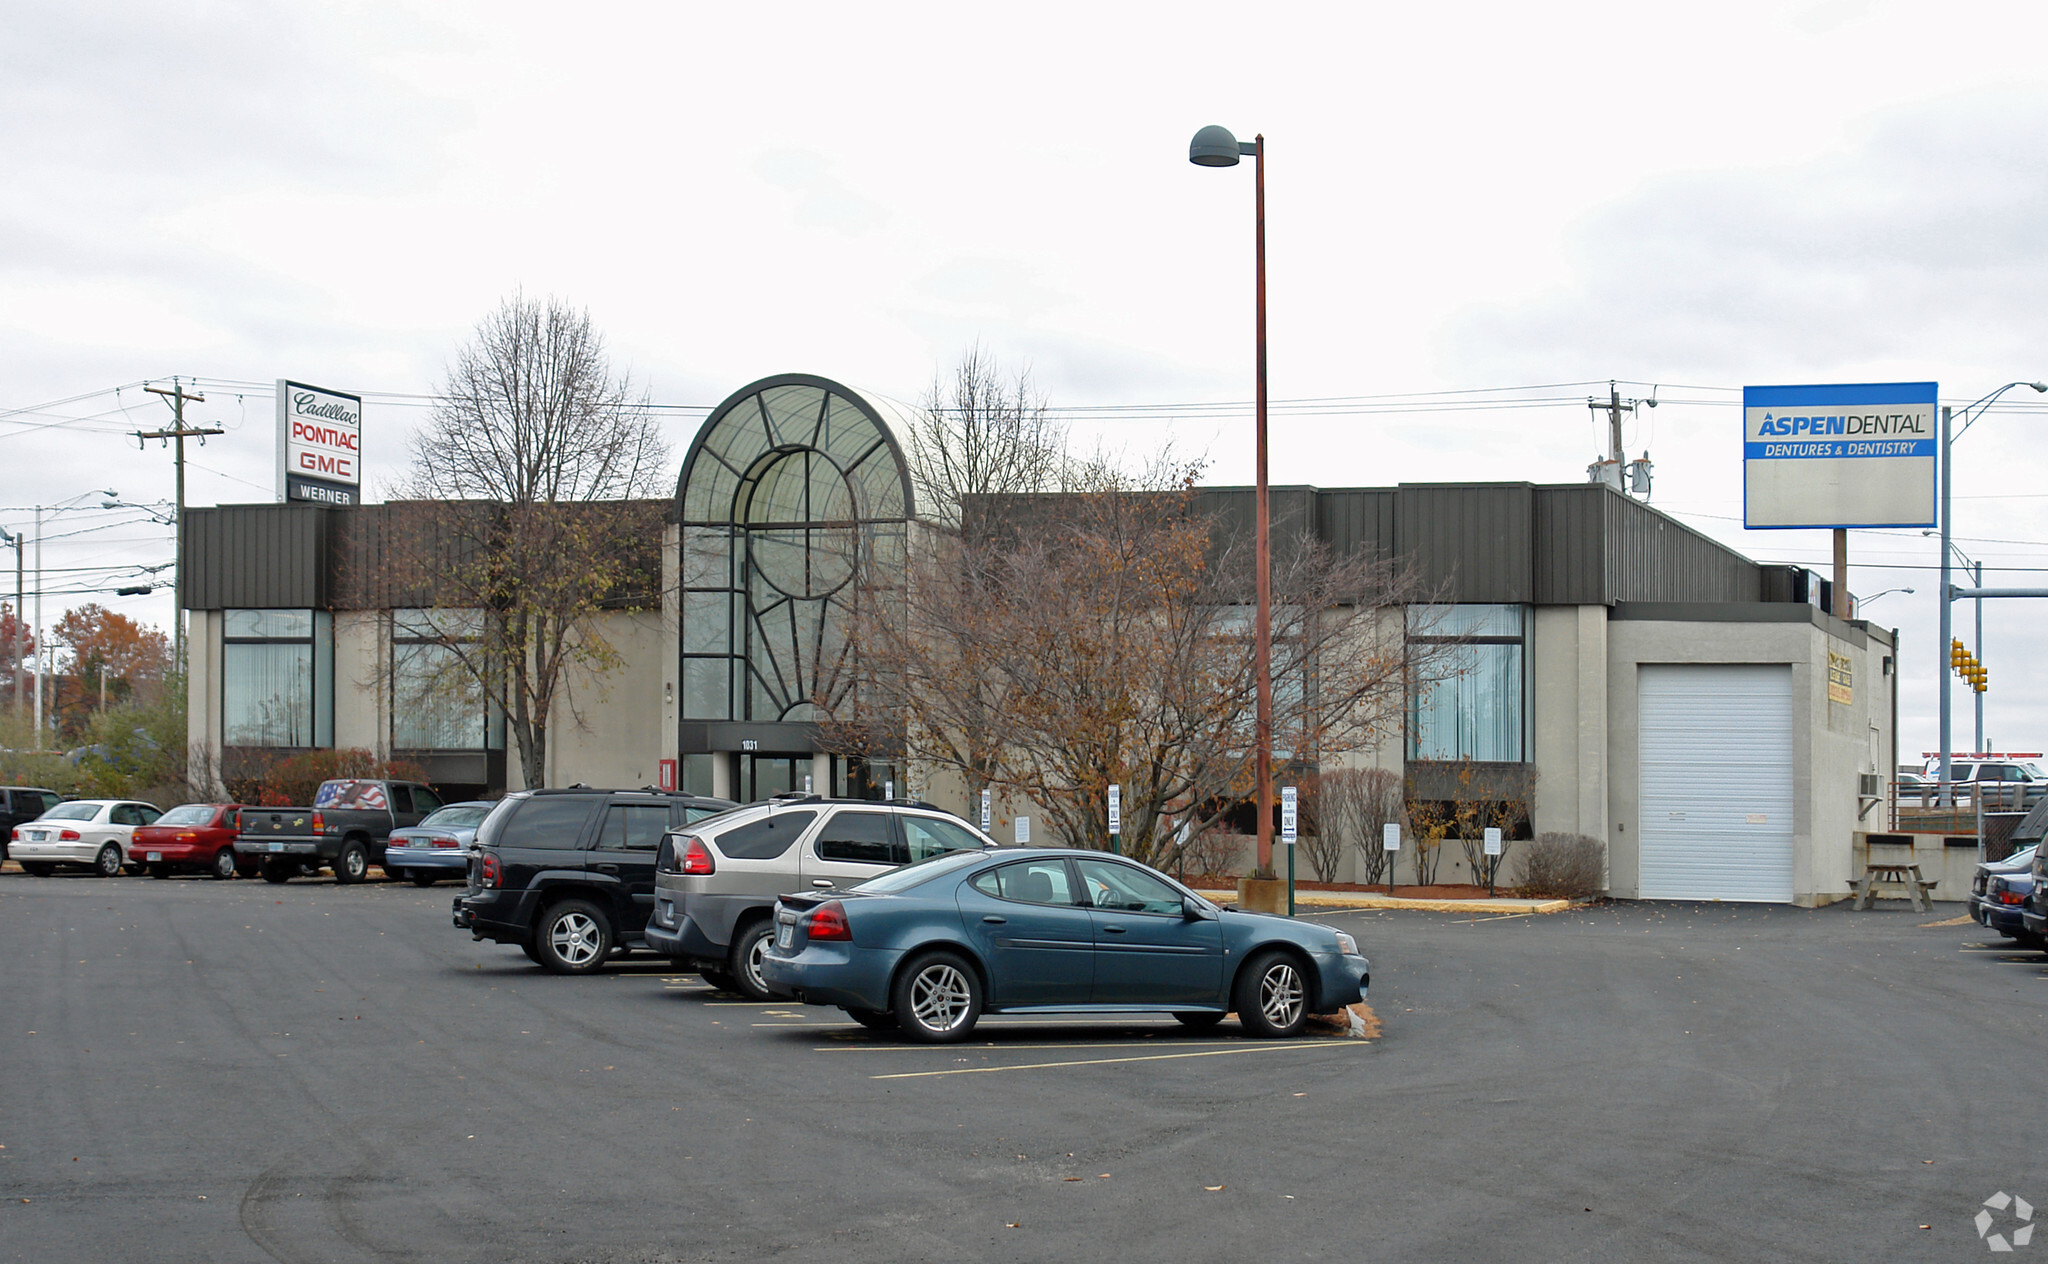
[1531,485,1611,605]
[1395,484,1532,603]
[180,504,333,610]
[1315,489,1395,560]
[1605,494,1760,603]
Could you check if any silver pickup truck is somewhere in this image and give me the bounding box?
[643,794,996,998]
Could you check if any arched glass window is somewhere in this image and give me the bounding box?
[676,375,913,725]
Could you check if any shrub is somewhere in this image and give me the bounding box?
[257,748,431,807]
[1517,832,1606,900]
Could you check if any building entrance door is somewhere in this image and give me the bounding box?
[739,754,811,802]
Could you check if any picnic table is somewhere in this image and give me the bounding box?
[1850,862,1938,912]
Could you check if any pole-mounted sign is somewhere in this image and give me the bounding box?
[276,380,363,506]
[1742,382,1937,529]
[980,788,992,832]
[1107,783,1121,856]
[1015,816,1031,845]
[1280,786,1298,841]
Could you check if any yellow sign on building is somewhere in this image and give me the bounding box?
[1827,650,1854,705]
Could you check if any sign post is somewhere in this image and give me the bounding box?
[1484,826,1503,897]
[980,788,992,833]
[1107,784,1121,856]
[1015,816,1030,846]
[1382,822,1401,897]
[1280,785,1298,916]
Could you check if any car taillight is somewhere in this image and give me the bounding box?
[806,901,851,941]
[312,811,325,833]
[681,838,715,876]
[59,829,80,841]
[430,836,458,849]
[7,828,15,842]
[479,853,501,888]
[175,832,197,843]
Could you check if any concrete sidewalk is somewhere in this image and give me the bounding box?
[1195,887,1571,915]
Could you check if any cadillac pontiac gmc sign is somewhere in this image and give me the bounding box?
[1742,382,1937,529]
[275,379,362,505]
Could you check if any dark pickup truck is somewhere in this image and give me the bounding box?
[235,779,445,884]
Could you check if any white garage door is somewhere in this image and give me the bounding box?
[1638,664,1795,903]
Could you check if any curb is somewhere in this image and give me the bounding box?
[1196,889,1571,915]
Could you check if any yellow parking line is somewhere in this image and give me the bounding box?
[869,1041,1352,1080]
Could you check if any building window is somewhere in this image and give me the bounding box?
[223,609,332,748]
[1408,604,1525,762]
[391,609,503,752]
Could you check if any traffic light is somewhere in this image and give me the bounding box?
[1952,638,1968,669]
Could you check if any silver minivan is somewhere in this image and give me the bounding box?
[644,795,996,998]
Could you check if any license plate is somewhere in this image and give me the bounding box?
[28,830,45,841]
[147,852,161,862]
[269,842,284,853]
[777,925,793,950]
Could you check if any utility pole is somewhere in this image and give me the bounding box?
[0,526,19,716]
[138,380,222,669]
[1585,381,1657,497]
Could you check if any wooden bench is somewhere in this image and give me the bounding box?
[1850,862,1938,913]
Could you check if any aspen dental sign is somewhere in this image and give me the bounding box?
[1742,381,1937,529]
[275,379,362,506]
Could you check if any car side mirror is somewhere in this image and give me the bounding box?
[1183,897,1216,921]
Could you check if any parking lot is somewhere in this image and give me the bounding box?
[2,871,2042,1262]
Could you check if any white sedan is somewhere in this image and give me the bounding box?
[12,800,163,877]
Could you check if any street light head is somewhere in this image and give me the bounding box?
[2030,382,2047,393]
[1189,125,1242,167]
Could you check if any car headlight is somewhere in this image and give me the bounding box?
[1333,931,1359,956]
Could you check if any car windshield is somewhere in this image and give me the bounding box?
[420,806,489,829]
[156,804,216,826]
[851,848,988,894]
[41,801,99,821]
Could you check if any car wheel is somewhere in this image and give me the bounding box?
[22,862,54,877]
[94,844,123,877]
[386,865,409,883]
[210,848,238,881]
[410,873,438,888]
[148,862,172,879]
[259,858,296,884]
[1174,1011,1225,1031]
[535,899,613,974]
[845,1007,895,1033]
[698,968,737,993]
[892,950,982,1043]
[727,920,778,1000]
[1233,949,1310,1039]
[332,840,368,885]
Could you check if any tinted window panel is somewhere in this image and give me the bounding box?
[713,809,818,860]
[970,869,1002,898]
[413,786,444,813]
[497,797,598,849]
[901,815,984,862]
[993,859,1075,906]
[815,811,899,865]
[600,804,671,850]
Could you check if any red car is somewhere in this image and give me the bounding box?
[130,803,247,880]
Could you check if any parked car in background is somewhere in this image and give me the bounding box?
[1971,844,2040,947]
[761,847,1372,1042]
[384,801,495,886]
[452,788,736,973]
[11,799,163,876]
[0,787,63,861]
[235,779,445,884]
[131,804,246,880]
[1922,757,2048,809]
[647,795,997,999]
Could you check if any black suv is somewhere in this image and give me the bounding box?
[452,788,735,973]
[0,787,63,862]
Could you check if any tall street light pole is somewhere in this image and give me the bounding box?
[1938,380,2046,801]
[1190,123,1275,875]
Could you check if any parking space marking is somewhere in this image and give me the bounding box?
[868,1041,1354,1079]
[816,1039,1257,1052]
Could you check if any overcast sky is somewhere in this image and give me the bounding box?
[6,0,2048,759]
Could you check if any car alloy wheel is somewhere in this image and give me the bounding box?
[728,920,777,1000]
[536,899,613,974]
[94,844,123,877]
[211,848,238,880]
[893,951,981,1043]
[333,840,368,885]
[1233,948,1310,1038]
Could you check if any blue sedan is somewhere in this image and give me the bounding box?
[759,847,1370,1042]
[382,801,494,885]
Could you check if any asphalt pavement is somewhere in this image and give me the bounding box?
[1,871,2041,1262]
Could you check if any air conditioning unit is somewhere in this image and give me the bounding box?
[1857,773,1881,799]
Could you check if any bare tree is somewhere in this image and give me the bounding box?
[825,467,1440,867]
[383,294,668,788]
[1319,767,1402,887]
[903,344,1069,529]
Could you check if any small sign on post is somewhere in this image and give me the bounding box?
[1016,816,1031,845]
[804,775,813,794]
[1483,826,1502,857]
[1108,784,1121,855]
[1280,785,1299,916]
[1382,822,1401,897]
[1483,825,1503,897]
[980,788,992,832]
[884,780,894,801]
